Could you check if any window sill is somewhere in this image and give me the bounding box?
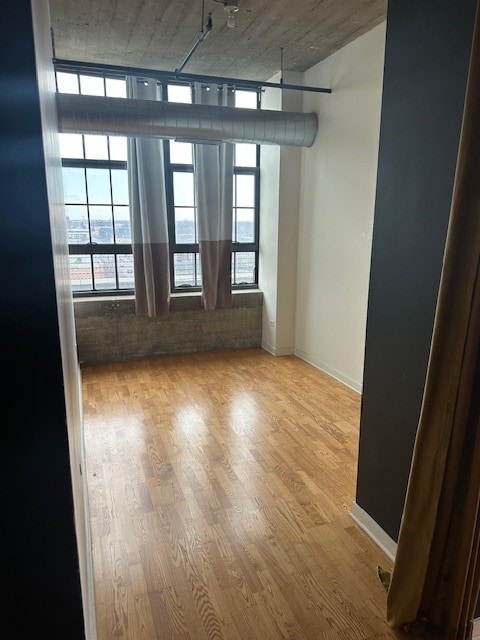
[73,288,263,316]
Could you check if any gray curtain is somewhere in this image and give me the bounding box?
[194,83,235,310]
[127,77,170,316]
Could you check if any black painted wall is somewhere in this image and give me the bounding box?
[1,3,85,637]
[356,0,477,541]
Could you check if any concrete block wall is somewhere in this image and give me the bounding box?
[74,291,263,364]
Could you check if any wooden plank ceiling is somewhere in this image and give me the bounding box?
[48,0,386,81]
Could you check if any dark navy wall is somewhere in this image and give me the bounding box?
[1,3,85,637]
[356,0,477,541]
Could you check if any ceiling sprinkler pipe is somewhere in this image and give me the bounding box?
[175,13,213,75]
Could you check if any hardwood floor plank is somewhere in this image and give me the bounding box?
[82,348,418,639]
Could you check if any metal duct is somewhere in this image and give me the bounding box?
[56,93,318,148]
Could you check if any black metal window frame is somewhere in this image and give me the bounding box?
[56,69,133,297]
[64,159,132,259]
[57,68,260,297]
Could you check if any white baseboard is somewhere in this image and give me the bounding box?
[274,346,294,356]
[261,341,275,355]
[293,348,362,393]
[261,341,294,356]
[350,502,397,561]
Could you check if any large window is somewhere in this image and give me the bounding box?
[165,82,260,291]
[57,71,132,294]
[56,68,260,296]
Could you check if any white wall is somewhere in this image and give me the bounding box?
[276,84,302,353]
[259,79,281,353]
[32,1,96,637]
[259,72,303,356]
[294,23,386,392]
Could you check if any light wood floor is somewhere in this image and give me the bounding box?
[81,348,419,639]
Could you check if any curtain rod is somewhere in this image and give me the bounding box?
[53,58,332,95]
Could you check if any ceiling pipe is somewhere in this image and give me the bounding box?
[56,92,318,147]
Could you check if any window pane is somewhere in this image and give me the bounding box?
[90,206,114,243]
[235,174,255,207]
[86,168,111,204]
[235,90,257,109]
[93,254,116,290]
[81,134,106,160]
[113,206,131,244]
[235,143,256,167]
[109,136,127,161]
[106,78,126,98]
[59,133,83,159]
[80,75,104,96]
[111,169,129,204]
[69,255,92,292]
[169,140,193,164]
[235,208,255,243]
[117,254,134,289]
[196,253,202,286]
[63,167,87,203]
[65,205,89,244]
[233,252,256,285]
[174,253,201,288]
[175,207,196,243]
[173,172,194,206]
[84,134,109,160]
[168,84,192,103]
[57,72,79,94]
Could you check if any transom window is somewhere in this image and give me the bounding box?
[56,68,260,296]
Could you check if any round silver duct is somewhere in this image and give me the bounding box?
[56,93,318,148]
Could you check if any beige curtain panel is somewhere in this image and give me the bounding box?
[194,83,235,310]
[127,77,171,317]
[385,4,480,639]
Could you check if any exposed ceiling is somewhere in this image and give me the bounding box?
[49,0,387,82]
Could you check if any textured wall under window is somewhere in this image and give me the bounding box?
[74,292,263,364]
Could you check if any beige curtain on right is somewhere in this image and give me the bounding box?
[194,83,235,311]
[385,4,480,638]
